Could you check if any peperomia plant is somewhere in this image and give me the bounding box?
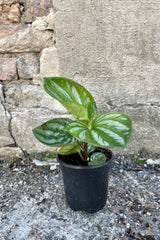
[33,77,132,166]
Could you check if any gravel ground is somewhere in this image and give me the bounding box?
[0,154,160,240]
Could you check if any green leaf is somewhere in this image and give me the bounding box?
[66,112,132,149]
[88,152,106,166]
[47,153,57,159]
[62,102,88,121]
[136,159,145,164]
[32,118,76,147]
[134,153,140,159]
[44,77,97,121]
[87,144,96,153]
[59,143,80,155]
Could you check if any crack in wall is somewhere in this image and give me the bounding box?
[107,102,160,110]
[0,82,7,115]
[1,84,25,156]
[1,85,16,146]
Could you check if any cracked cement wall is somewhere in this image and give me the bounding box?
[52,0,160,155]
[0,0,160,157]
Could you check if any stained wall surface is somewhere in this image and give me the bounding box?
[0,0,160,156]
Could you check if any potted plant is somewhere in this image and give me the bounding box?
[33,77,132,213]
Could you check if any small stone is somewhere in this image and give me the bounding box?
[40,46,60,77]
[119,209,124,214]
[146,212,152,216]
[12,168,19,172]
[0,147,23,157]
[39,208,44,213]
[33,159,58,168]
[0,3,21,24]
[0,58,18,81]
[40,188,45,193]
[152,218,157,222]
[126,223,130,228]
[147,159,160,165]
[7,3,20,23]
[30,193,35,198]
[50,164,58,171]
[119,216,125,223]
[33,159,49,166]
[142,209,147,214]
[17,54,40,79]
[138,171,149,181]
[37,198,46,205]
[24,0,53,23]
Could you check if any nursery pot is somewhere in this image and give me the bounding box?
[57,148,113,213]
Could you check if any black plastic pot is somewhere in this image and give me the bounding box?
[57,149,113,213]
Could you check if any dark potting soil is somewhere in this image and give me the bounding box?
[58,147,112,166]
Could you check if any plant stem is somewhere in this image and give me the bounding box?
[84,142,88,161]
[77,140,84,149]
[77,140,84,161]
[77,141,88,162]
[79,151,84,161]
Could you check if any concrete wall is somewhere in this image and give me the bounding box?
[0,0,160,157]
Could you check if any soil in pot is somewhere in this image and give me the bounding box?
[58,147,112,166]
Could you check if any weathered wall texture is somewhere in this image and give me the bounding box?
[0,0,160,157]
[0,0,62,157]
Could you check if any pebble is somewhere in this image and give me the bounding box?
[147,212,152,216]
[152,218,157,222]
[138,171,149,181]
[50,164,59,171]
[33,159,56,167]
[39,208,44,213]
[12,168,20,172]
[147,159,160,165]
[126,223,130,228]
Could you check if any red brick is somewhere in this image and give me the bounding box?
[0,58,18,80]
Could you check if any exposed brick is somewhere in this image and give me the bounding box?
[0,28,20,39]
[0,3,22,25]
[7,3,21,23]
[24,0,52,23]
[0,27,53,53]
[0,58,18,80]
[17,54,40,79]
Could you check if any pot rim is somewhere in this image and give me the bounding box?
[57,151,113,170]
